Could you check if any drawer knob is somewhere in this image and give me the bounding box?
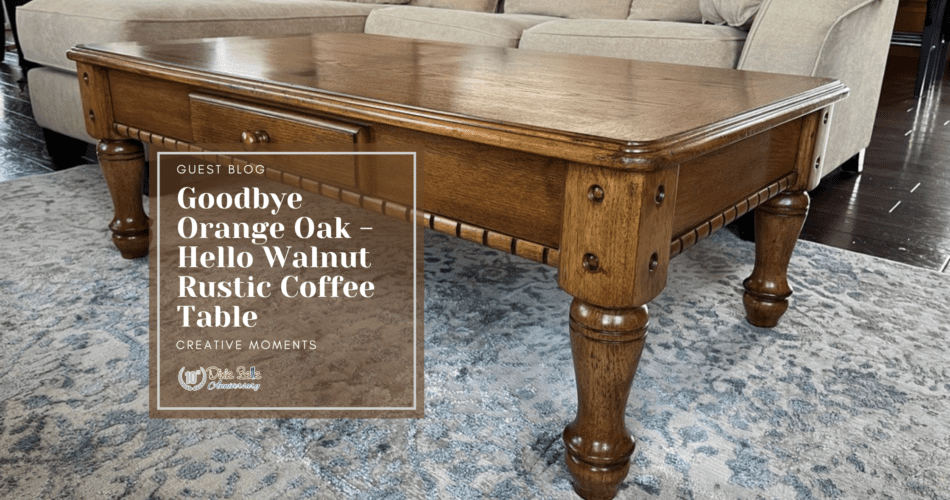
[241,130,270,151]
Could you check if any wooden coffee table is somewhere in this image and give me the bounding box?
[68,33,846,499]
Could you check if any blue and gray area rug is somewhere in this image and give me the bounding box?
[1,165,948,499]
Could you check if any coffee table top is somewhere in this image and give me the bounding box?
[69,33,846,167]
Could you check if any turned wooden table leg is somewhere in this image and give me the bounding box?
[557,162,678,499]
[564,299,648,500]
[98,139,149,259]
[743,190,809,327]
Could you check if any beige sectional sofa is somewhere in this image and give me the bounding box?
[18,0,898,179]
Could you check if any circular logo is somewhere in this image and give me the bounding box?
[178,366,207,391]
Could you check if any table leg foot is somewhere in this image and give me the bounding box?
[742,191,809,327]
[98,139,149,259]
[564,299,648,500]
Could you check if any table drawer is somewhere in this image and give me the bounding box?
[189,94,367,188]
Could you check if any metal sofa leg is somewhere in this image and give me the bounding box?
[840,149,865,174]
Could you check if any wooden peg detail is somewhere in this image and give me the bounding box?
[793,107,833,192]
[558,163,679,308]
[76,63,120,140]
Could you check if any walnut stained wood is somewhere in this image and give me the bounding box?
[743,192,811,327]
[565,300,648,500]
[97,139,148,258]
[110,122,805,269]
[70,34,844,167]
[68,33,846,499]
[190,93,367,188]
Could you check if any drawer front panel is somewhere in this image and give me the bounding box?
[190,94,367,188]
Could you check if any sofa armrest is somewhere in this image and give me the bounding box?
[738,0,899,175]
[739,0,889,76]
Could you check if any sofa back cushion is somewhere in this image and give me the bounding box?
[504,0,633,19]
[408,0,500,12]
[628,0,701,22]
[700,0,762,28]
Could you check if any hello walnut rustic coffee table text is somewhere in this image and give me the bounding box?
[68,33,846,499]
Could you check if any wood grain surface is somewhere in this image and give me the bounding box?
[68,33,846,170]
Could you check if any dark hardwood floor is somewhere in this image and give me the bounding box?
[1,34,95,180]
[1,47,56,178]
[799,53,950,273]
[1,33,948,273]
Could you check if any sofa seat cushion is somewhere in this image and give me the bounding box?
[519,19,748,68]
[407,0,500,13]
[504,0,634,20]
[628,0,702,22]
[18,0,391,71]
[365,7,556,47]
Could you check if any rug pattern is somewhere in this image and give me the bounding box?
[1,165,948,499]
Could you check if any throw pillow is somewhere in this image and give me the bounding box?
[628,0,702,23]
[504,0,633,19]
[409,0,500,12]
[700,0,763,28]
